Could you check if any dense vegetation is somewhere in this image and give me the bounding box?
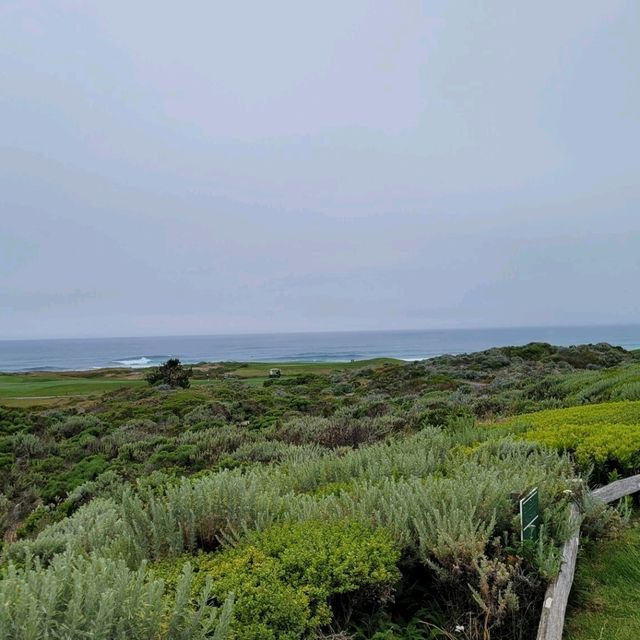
[502,401,640,482]
[1,342,638,638]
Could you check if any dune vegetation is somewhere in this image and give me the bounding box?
[501,401,640,482]
[1,343,639,639]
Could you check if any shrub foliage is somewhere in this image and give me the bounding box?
[146,358,193,389]
[1,342,637,638]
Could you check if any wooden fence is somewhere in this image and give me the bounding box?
[536,473,640,640]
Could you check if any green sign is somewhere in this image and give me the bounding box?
[520,488,540,542]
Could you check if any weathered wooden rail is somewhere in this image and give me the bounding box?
[592,474,640,503]
[536,473,640,640]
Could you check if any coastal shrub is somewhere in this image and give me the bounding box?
[549,343,629,369]
[0,554,233,639]
[41,455,109,502]
[0,387,586,640]
[47,414,104,439]
[348,394,391,418]
[503,401,640,479]
[11,433,48,459]
[248,520,400,616]
[2,462,576,638]
[149,444,198,469]
[275,415,401,448]
[3,498,123,567]
[526,423,640,478]
[579,490,631,543]
[6,344,637,545]
[0,407,36,436]
[157,548,311,640]
[146,358,193,389]
[108,419,160,446]
[183,402,230,426]
[15,505,57,539]
[513,401,640,426]
[222,440,297,465]
[160,390,207,416]
[177,427,257,462]
[153,520,400,639]
[59,470,124,517]
[612,381,640,401]
[0,493,10,534]
[8,427,579,573]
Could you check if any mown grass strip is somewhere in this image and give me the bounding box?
[565,520,640,640]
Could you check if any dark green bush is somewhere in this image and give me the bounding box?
[0,453,14,470]
[149,444,197,468]
[41,455,108,502]
[146,358,193,388]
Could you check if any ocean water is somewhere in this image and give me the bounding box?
[0,325,639,372]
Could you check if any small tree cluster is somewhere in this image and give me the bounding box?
[146,358,193,389]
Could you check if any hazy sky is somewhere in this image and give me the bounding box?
[1,1,639,339]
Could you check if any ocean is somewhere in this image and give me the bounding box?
[1,325,639,373]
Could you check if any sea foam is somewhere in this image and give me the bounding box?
[113,356,154,368]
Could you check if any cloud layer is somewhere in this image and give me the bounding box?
[1,1,639,338]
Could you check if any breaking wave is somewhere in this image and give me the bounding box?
[112,356,155,368]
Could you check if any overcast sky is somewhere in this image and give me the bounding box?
[1,1,639,339]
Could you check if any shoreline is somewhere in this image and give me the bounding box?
[2,326,640,374]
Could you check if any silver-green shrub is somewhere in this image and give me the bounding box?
[0,554,233,639]
[1,425,582,638]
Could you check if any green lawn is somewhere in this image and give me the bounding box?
[565,520,640,640]
[0,374,145,406]
[0,358,400,406]
[226,358,401,379]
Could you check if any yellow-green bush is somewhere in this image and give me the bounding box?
[507,401,640,428]
[503,401,640,479]
[153,520,400,640]
[248,520,400,613]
